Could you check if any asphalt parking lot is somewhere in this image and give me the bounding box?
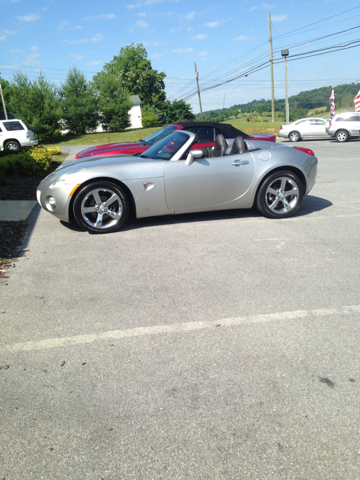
[1,138,360,479]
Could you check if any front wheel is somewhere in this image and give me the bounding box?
[4,140,21,152]
[335,130,349,142]
[256,171,304,219]
[289,131,301,142]
[73,181,129,233]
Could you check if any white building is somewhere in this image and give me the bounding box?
[94,94,142,132]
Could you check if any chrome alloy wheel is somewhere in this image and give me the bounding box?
[265,176,300,215]
[80,187,123,230]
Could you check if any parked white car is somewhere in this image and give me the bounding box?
[0,119,38,151]
[278,117,328,142]
[325,112,360,142]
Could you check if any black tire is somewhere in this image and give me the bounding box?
[256,170,304,219]
[289,131,301,142]
[73,181,129,233]
[4,140,21,152]
[335,129,349,142]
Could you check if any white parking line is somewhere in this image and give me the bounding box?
[2,305,360,354]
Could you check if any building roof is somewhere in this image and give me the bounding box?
[129,95,141,106]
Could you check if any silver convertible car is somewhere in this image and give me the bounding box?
[37,131,318,233]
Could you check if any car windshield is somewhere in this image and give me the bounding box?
[140,131,189,160]
[142,125,178,145]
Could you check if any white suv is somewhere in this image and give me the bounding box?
[325,112,360,142]
[0,118,38,151]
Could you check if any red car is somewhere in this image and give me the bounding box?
[74,122,276,159]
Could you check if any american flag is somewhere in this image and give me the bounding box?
[330,89,335,120]
[355,90,360,112]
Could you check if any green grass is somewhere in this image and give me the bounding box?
[39,120,285,148]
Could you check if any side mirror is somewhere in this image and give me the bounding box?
[185,149,203,166]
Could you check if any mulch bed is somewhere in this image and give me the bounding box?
[0,164,59,278]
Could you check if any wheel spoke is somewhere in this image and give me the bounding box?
[94,212,104,228]
[92,191,102,205]
[285,187,299,198]
[283,198,292,212]
[268,187,278,196]
[106,210,122,220]
[268,197,280,211]
[280,178,287,190]
[81,206,97,214]
[106,193,120,207]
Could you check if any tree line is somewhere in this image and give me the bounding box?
[196,82,360,123]
[0,44,194,140]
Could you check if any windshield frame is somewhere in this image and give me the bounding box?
[139,130,194,161]
[142,124,179,146]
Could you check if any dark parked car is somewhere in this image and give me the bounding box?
[74,122,276,159]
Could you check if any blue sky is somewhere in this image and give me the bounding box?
[1,0,360,114]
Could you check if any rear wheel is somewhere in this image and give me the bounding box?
[73,181,129,233]
[4,140,21,152]
[256,170,304,219]
[335,130,349,142]
[289,131,301,142]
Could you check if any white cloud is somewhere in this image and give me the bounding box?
[126,4,139,8]
[150,52,167,58]
[262,3,276,8]
[136,20,149,28]
[16,13,40,22]
[169,27,182,33]
[173,48,194,53]
[86,60,102,66]
[205,21,220,27]
[191,34,208,40]
[186,11,196,20]
[142,39,161,46]
[233,35,249,40]
[69,54,84,59]
[139,12,147,16]
[92,33,104,42]
[24,53,40,65]
[63,33,104,44]
[30,46,39,51]
[84,14,115,20]
[272,14,287,22]
[0,35,5,41]
[199,51,208,56]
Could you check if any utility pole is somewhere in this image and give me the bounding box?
[281,49,289,124]
[0,73,8,120]
[268,13,275,122]
[194,63,203,121]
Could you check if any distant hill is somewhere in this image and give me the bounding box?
[195,82,360,121]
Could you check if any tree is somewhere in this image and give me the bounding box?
[60,67,99,135]
[8,72,62,139]
[156,99,195,125]
[94,43,166,108]
[96,73,132,131]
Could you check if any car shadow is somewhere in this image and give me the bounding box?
[57,195,332,234]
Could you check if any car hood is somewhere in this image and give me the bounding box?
[76,142,147,158]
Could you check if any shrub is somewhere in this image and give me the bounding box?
[16,147,52,176]
[47,146,61,155]
[142,110,158,128]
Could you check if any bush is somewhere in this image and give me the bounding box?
[15,147,52,176]
[142,110,158,128]
[47,146,61,155]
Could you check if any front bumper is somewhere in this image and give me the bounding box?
[37,181,76,222]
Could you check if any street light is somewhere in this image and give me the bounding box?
[281,49,289,124]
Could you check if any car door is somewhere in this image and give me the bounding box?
[309,119,328,137]
[0,124,3,148]
[164,151,255,210]
[298,119,312,136]
[347,113,360,136]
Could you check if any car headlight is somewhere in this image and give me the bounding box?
[49,174,69,189]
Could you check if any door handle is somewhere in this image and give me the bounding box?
[231,160,249,166]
